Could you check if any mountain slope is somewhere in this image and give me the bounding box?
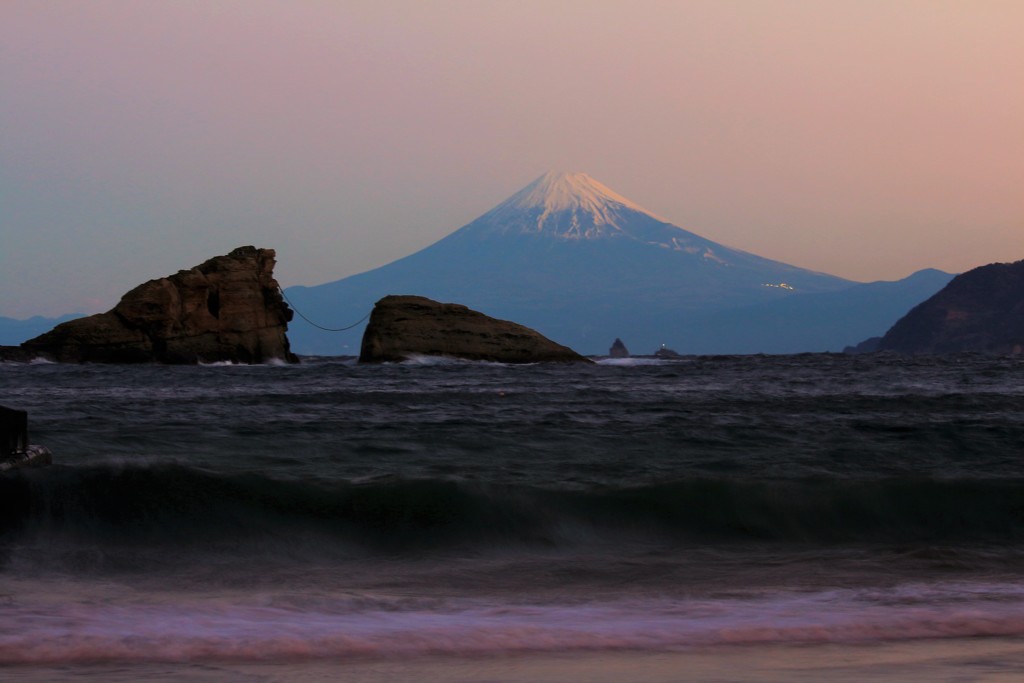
[284,172,941,355]
[688,269,954,354]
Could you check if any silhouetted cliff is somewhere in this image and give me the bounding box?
[876,260,1024,355]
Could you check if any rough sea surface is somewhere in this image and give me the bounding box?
[2,353,1024,680]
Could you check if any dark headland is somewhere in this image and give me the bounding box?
[848,259,1024,355]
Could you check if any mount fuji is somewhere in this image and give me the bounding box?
[285,172,951,355]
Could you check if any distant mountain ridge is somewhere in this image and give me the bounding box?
[696,268,954,354]
[284,171,951,355]
[0,314,84,347]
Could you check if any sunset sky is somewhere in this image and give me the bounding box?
[3,1,1022,318]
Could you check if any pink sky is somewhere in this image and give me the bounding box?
[2,1,1022,317]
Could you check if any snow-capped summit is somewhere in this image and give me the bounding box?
[468,170,665,239]
[501,171,658,220]
[458,171,744,260]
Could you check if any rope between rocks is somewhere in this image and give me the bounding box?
[278,288,371,332]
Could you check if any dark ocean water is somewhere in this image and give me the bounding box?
[2,353,1024,675]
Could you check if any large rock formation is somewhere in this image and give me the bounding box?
[359,295,590,364]
[13,246,297,364]
[875,259,1024,355]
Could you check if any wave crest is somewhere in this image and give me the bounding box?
[3,466,1024,560]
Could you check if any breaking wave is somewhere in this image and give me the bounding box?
[3,465,1024,560]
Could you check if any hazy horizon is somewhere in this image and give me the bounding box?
[3,1,1022,318]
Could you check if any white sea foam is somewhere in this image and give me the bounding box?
[3,583,1023,665]
[595,357,674,366]
[397,354,511,367]
[198,359,291,368]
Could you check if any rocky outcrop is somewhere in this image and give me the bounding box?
[14,246,297,364]
[653,344,683,359]
[1,405,27,463]
[1,405,51,472]
[358,295,590,364]
[609,338,630,358]
[876,259,1024,355]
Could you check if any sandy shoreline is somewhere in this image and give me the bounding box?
[4,638,1024,682]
